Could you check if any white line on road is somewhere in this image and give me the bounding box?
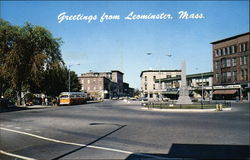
[25,128,32,131]
[0,150,37,160]
[0,127,86,147]
[0,127,168,159]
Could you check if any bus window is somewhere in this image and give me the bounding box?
[60,95,68,98]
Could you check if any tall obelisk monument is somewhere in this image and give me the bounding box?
[176,61,193,104]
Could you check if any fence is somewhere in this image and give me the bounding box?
[143,100,231,110]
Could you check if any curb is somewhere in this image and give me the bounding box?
[141,107,232,112]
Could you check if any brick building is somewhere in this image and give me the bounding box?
[79,70,133,99]
[211,32,250,100]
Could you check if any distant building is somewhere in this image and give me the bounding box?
[79,70,133,99]
[140,70,182,99]
[123,82,134,97]
[158,72,214,100]
[211,32,250,100]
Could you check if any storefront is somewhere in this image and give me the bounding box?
[212,85,241,100]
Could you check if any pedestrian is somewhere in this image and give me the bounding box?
[42,97,45,106]
[52,98,57,106]
[45,97,48,106]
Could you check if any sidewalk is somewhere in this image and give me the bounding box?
[24,105,57,109]
[0,104,56,113]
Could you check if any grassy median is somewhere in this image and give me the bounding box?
[144,103,230,109]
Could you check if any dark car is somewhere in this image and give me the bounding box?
[0,98,14,107]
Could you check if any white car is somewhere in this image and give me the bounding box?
[141,98,149,106]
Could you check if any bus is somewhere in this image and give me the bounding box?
[59,92,88,105]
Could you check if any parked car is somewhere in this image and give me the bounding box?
[162,97,170,102]
[129,97,137,101]
[0,98,14,107]
[112,97,118,100]
[141,98,149,106]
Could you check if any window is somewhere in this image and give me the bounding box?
[244,56,248,65]
[240,43,247,52]
[226,59,231,67]
[222,48,226,55]
[231,45,236,54]
[227,47,231,54]
[216,73,220,82]
[149,94,153,98]
[87,79,90,84]
[226,72,231,81]
[232,57,237,66]
[93,86,96,90]
[214,50,218,57]
[145,84,147,90]
[145,76,147,82]
[215,73,220,82]
[221,58,226,68]
[153,84,156,90]
[215,61,219,69]
[240,56,244,65]
[245,69,248,80]
[166,75,171,78]
[153,76,156,81]
[224,47,228,55]
[233,71,237,81]
[81,86,84,90]
[222,72,227,82]
[218,49,222,56]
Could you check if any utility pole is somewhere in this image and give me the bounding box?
[68,64,80,92]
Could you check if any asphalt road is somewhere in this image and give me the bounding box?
[0,100,249,160]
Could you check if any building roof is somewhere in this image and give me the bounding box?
[140,70,181,77]
[111,70,124,75]
[210,32,250,44]
[156,72,213,83]
[78,76,110,81]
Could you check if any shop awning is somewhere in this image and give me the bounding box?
[213,90,237,95]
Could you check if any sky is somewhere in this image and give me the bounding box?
[1,1,249,89]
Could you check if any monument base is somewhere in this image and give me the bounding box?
[176,96,193,104]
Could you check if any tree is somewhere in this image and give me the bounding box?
[0,19,65,105]
[0,19,24,102]
[134,88,141,97]
[67,70,81,92]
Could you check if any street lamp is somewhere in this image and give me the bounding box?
[146,53,172,99]
[68,64,80,92]
[195,68,204,101]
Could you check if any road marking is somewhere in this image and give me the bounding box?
[0,127,86,147]
[25,128,32,131]
[0,127,167,159]
[0,150,37,160]
[15,127,22,129]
